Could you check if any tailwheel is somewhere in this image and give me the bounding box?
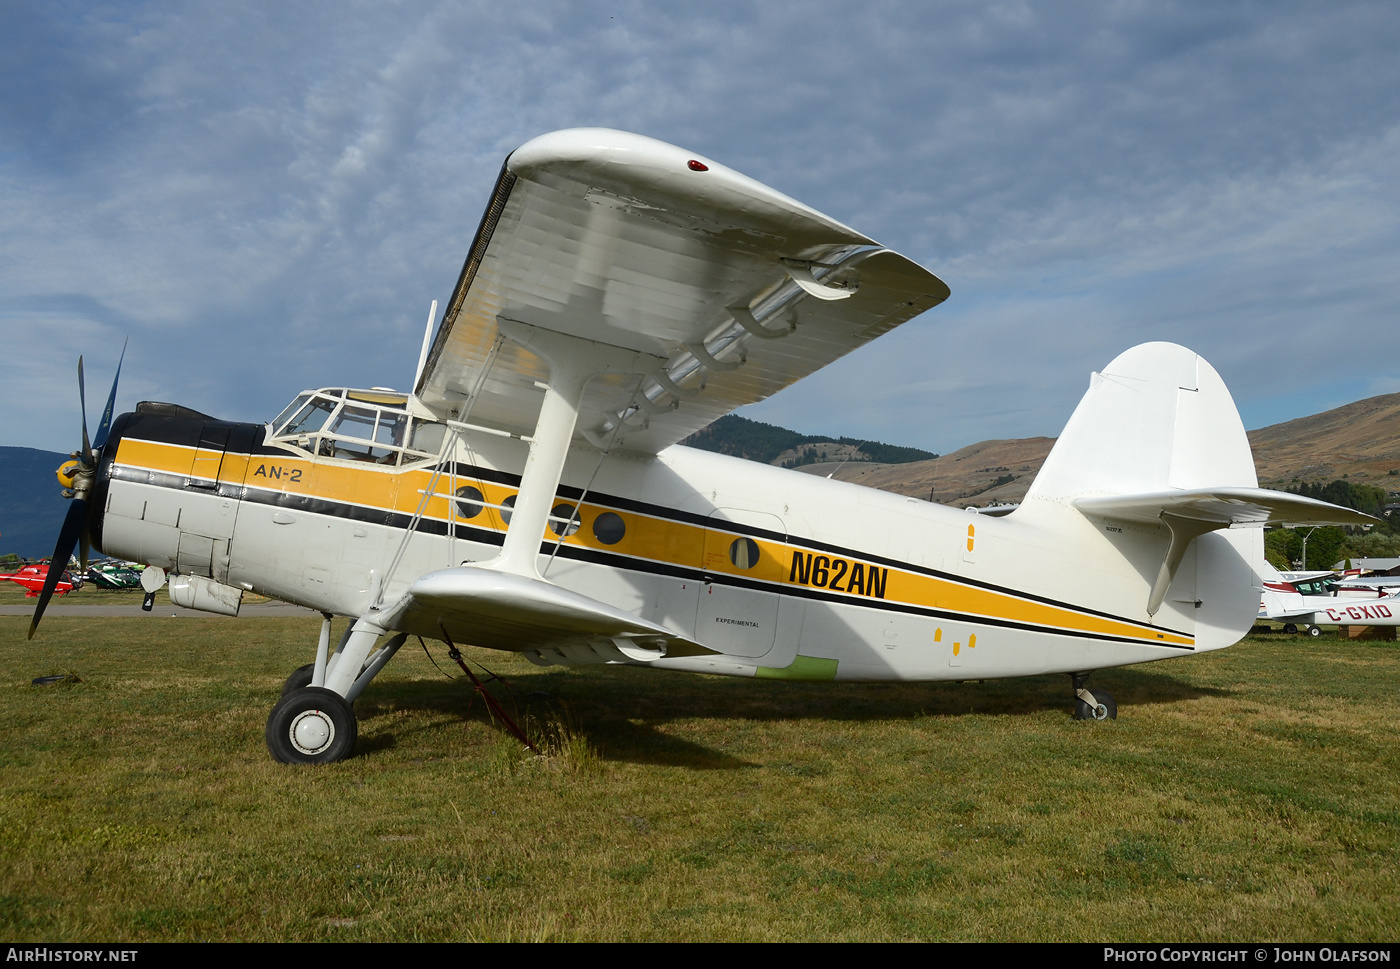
[266,687,357,764]
[1070,672,1117,721]
[1075,690,1117,721]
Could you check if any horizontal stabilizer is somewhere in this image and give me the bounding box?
[1077,488,1375,617]
[1076,487,1378,528]
[379,567,713,659]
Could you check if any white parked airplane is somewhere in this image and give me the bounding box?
[1260,563,1400,636]
[31,129,1376,763]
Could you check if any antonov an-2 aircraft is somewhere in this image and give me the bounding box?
[30,129,1375,764]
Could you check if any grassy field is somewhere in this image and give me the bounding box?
[1,613,1397,942]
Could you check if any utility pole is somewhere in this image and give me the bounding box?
[1299,526,1319,570]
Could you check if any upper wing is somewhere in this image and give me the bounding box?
[415,129,949,454]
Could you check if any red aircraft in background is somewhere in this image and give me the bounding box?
[0,564,80,598]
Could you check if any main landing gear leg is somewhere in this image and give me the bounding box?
[266,615,408,764]
[1071,672,1117,721]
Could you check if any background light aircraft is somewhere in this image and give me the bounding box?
[28,129,1376,764]
[1260,563,1400,636]
[1336,573,1400,594]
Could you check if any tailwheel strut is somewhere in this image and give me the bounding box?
[1071,672,1117,721]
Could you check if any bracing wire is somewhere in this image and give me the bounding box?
[375,334,506,607]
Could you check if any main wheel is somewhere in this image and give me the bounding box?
[266,687,357,764]
[1074,690,1117,721]
[1283,623,1299,634]
[281,663,316,696]
[1306,625,1322,638]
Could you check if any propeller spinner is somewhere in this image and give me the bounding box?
[29,342,126,640]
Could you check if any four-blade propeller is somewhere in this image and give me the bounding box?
[28,341,126,640]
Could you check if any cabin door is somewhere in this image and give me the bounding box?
[695,509,787,659]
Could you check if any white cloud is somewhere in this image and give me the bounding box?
[2,0,1399,457]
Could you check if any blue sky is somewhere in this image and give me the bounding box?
[4,1,1398,455]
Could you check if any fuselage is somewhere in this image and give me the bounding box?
[1260,580,1400,627]
[89,395,1244,683]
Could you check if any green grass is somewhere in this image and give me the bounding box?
[2,615,1398,941]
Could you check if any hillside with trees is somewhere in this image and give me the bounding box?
[679,415,938,466]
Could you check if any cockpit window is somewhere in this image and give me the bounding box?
[268,389,449,467]
[330,405,378,442]
[281,396,339,437]
[271,394,311,434]
[408,420,446,456]
[375,412,409,448]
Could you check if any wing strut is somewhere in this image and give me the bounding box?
[489,318,664,578]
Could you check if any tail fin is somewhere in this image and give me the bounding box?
[1025,342,1256,503]
[1019,343,1373,649]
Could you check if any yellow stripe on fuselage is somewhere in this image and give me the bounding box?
[112,438,1190,647]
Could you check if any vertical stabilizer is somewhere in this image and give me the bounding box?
[1025,343,1257,504]
[1020,343,1264,650]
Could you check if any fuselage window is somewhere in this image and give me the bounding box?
[500,494,517,525]
[729,537,760,569]
[549,503,582,537]
[454,486,484,519]
[593,512,626,545]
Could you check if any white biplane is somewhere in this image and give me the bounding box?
[31,129,1376,763]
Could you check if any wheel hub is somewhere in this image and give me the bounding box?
[290,709,334,754]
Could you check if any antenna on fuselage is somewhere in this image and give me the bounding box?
[413,299,439,392]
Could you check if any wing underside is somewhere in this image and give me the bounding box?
[415,129,949,454]
[379,567,713,661]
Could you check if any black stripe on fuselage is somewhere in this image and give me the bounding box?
[546,541,1193,650]
[108,434,1194,645]
[434,457,1191,640]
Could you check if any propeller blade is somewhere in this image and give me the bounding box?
[92,337,127,452]
[78,356,91,458]
[28,499,87,640]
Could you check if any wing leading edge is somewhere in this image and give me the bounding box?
[416,129,949,454]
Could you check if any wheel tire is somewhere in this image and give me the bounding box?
[1306,625,1322,638]
[265,687,357,764]
[281,663,316,696]
[1283,623,1298,635]
[1074,690,1117,721]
